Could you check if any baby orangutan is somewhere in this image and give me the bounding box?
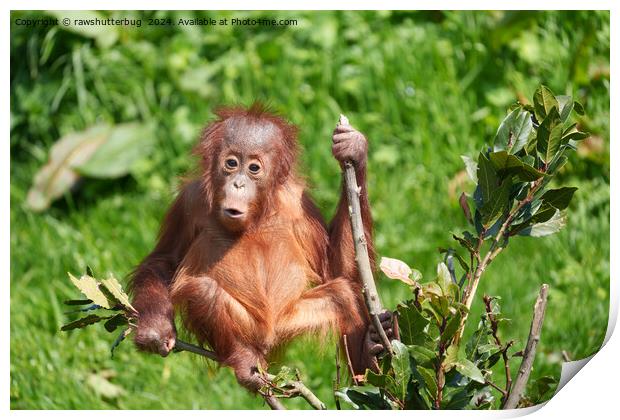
[129,104,393,391]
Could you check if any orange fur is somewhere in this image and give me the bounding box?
[129,105,374,390]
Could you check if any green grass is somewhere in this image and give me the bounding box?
[10,10,609,409]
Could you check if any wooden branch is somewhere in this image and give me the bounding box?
[174,339,218,361]
[503,284,549,409]
[264,395,286,410]
[174,339,325,410]
[339,114,392,354]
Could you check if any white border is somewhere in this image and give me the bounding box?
[3,1,616,418]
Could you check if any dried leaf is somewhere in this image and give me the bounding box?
[380,257,416,286]
[68,273,111,309]
[100,277,136,312]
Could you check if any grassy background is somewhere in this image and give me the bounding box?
[10,10,610,409]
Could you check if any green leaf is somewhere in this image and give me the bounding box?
[391,340,412,401]
[556,95,574,122]
[461,155,478,183]
[477,152,498,204]
[536,107,563,163]
[455,359,485,384]
[519,210,566,237]
[440,311,463,344]
[541,187,577,210]
[452,233,476,254]
[481,177,512,227]
[533,85,559,123]
[111,328,132,357]
[74,123,155,178]
[68,273,112,309]
[436,262,453,295]
[104,313,129,333]
[489,151,545,182]
[336,386,395,410]
[63,299,94,306]
[397,302,431,346]
[415,366,438,400]
[561,123,589,142]
[100,277,137,312]
[493,108,532,154]
[407,345,437,368]
[61,314,110,331]
[365,370,389,388]
[573,100,585,115]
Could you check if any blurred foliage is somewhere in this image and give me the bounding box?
[10,10,609,409]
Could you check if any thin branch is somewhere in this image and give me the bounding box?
[342,334,359,385]
[503,284,549,409]
[340,114,392,354]
[334,342,342,410]
[263,394,286,410]
[174,339,325,410]
[174,339,218,361]
[485,380,508,397]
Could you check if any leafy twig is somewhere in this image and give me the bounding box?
[503,284,549,409]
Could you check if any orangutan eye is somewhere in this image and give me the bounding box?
[225,158,238,169]
[248,163,261,174]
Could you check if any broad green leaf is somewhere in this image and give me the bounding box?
[391,340,412,401]
[461,155,478,183]
[336,386,395,410]
[407,345,437,368]
[477,152,498,204]
[436,262,453,295]
[365,370,389,388]
[74,123,155,178]
[455,358,485,384]
[68,273,112,309]
[440,311,463,345]
[61,314,110,331]
[481,178,512,227]
[573,101,585,115]
[493,108,532,153]
[533,85,559,123]
[536,107,563,163]
[556,95,574,122]
[397,302,430,345]
[561,123,589,142]
[519,210,566,237]
[541,187,577,210]
[452,233,476,254]
[26,125,111,211]
[416,366,438,400]
[510,204,557,235]
[104,313,129,333]
[100,277,137,312]
[489,151,545,181]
